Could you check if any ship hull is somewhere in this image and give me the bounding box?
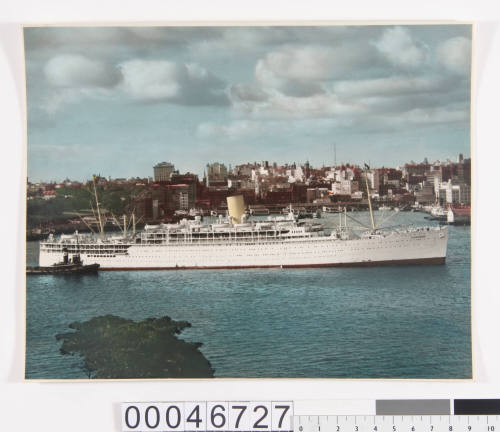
[100,256,445,271]
[39,228,448,270]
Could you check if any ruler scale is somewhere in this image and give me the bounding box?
[121,401,500,432]
[295,415,499,432]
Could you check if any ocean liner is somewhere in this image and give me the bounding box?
[38,191,448,270]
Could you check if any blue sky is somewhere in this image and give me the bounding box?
[24,25,471,182]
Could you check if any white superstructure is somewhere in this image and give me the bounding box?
[39,211,448,270]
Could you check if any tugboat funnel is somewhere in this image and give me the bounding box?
[227,195,245,224]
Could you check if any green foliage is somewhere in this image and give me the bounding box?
[28,184,147,227]
[27,198,66,226]
[56,314,214,379]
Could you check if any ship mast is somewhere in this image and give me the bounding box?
[364,165,376,231]
[92,176,105,239]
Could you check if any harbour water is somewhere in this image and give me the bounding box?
[26,212,471,379]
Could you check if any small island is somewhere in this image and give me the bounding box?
[56,314,214,379]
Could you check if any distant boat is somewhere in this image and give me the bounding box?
[430,205,446,217]
[425,205,447,222]
[447,206,471,225]
[322,206,341,213]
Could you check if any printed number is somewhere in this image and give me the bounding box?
[355,426,359,431]
[449,427,453,431]
[166,406,181,429]
[275,405,290,429]
[337,426,340,432]
[488,427,495,431]
[468,427,472,431]
[187,405,202,428]
[374,427,378,431]
[211,405,226,428]
[232,406,247,428]
[431,426,434,431]
[393,426,397,432]
[299,427,303,432]
[253,405,269,428]
[125,406,140,429]
[145,406,160,429]
[412,427,415,431]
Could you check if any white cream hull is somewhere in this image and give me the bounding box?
[39,228,448,270]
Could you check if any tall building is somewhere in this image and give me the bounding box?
[171,173,198,208]
[205,162,228,186]
[153,162,175,182]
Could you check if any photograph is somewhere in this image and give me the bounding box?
[24,24,472,379]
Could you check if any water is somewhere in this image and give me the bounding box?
[26,212,471,379]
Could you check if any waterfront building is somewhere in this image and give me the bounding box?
[403,162,431,179]
[233,163,256,177]
[414,182,435,205]
[206,162,228,186]
[42,190,56,200]
[153,162,175,182]
[175,186,190,210]
[171,173,198,208]
[331,180,358,196]
[366,170,380,192]
[307,187,330,203]
[437,180,471,206]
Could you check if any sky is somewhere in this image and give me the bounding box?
[24,25,472,182]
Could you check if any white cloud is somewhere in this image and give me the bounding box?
[255,47,331,97]
[28,26,471,137]
[399,107,468,125]
[256,46,336,85]
[197,120,264,139]
[372,106,469,129]
[231,90,366,120]
[44,54,121,88]
[436,37,471,75]
[253,43,379,97]
[230,83,270,102]
[119,59,228,105]
[374,27,428,69]
[333,75,448,98]
[120,60,181,100]
[228,72,468,127]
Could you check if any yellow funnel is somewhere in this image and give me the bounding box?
[227,195,245,224]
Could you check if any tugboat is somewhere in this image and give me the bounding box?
[27,247,100,275]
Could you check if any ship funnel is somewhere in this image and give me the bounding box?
[227,195,245,224]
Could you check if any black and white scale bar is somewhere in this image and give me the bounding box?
[373,400,500,416]
[454,401,500,415]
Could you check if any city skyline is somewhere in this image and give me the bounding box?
[28,151,471,184]
[25,25,471,183]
